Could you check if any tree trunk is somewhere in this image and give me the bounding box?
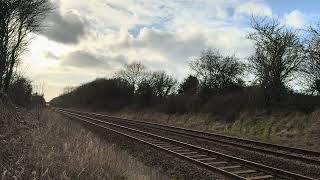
[3,57,14,92]
[3,19,24,93]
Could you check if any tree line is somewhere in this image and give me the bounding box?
[51,17,320,119]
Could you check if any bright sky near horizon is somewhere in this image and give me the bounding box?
[22,0,320,101]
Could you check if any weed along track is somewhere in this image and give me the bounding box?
[57,108,319,180]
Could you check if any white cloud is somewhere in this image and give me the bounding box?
[118,28,207,62]
[235,1,272,17]
[284,10,305,28]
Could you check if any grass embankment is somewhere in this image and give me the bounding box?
[112,110,320,151]
[1,107,167,179]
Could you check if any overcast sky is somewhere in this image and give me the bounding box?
[22,0,320,101]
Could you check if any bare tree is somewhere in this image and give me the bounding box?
[0,0,52,94]
[33,80,46,96]
[190,48,244,93]
[178,75,199,95]
[303,23,320,94]
[115,62,147,93]
[248,17,304,103]
[150,71,177,100]
[63,86,76,94]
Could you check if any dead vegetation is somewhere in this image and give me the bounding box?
[0,106,167,180]
[110,109,320,152]
[0,105,34,179]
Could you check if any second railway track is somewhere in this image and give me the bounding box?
[57,108,319,180]
[61,108,320,166]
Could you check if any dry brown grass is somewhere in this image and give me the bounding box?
[1,105,35,179]
[1,107,168,180]
[110,110,320,152]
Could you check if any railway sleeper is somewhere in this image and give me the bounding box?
[232,169,256,174]
[166,147,183,150]
[180,152,198,155]
[247,175,273,180]
[219,165,242,170]
[197,158,217,162]
[173,149,192,153]
[187,154,207,158]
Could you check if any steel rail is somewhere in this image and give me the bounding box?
[60,108,320,166]
[57,109,317,180]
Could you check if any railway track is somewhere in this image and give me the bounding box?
[57,108,318,180]
[61,108,320,166]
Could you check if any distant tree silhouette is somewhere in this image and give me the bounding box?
[136,79,154,107]
[0,0,52,94]
[303,23,320,94]
[150,71,177,102]
[248,17,304,105]
[190,48,244,97]
[115,62,147,93]
[63,86,76,94]
[178,75,199,95]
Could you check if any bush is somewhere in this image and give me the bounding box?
[7,76,32,107]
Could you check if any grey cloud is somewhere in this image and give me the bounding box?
[117,29,207,62]
[62,51,128,69]
[45,51,59,59]
[111,54,128,65]
[63,51,109,69]
[40,11,87,44]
